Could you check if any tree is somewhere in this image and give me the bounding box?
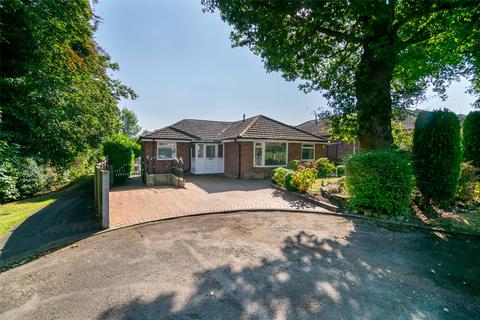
[463,111,480,167]
[0,0,136,167]
[120,107,141,139]
[202,0,480,150]
[391,121,412,151]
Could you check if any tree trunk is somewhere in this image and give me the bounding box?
[355,41,395,150]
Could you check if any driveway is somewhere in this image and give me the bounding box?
[0,211,478,320]
[109,175,331,228]
[0,179,101,269]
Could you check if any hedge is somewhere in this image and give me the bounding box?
[345,150,414,216]
[463,111,480,167]
[413,110,461,206]
[103,134,135,184]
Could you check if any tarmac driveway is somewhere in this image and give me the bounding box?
[0,211,479,320]
[109,175,331,228]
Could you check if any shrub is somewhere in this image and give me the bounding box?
[287,160,300,171]
[284,172,298,192]
[16,158,45,198]
[457,162,479,203]
[0,162,19,203]
[315,158,335,178]
[272,167,292,187]
[413,110,461,206]
[336,165,346,177]
[103,133,135,183]
[345,150,414,216]
[293,167,317,193]
[463,111,480,167]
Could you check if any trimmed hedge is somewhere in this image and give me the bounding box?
[284,172,298,192]
[345,150,414,216]
[315,157,335,178]
[272,167,292,187]
[463,111,480,167]
[103,134,135,183]
[413,110,461,206]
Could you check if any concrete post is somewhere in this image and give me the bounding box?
[101,170,110,229]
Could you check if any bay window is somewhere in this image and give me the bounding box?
[253,141,287,167]
[157,142,176,160]
[301,144,315,160]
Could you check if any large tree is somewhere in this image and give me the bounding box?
[120,107,142,139]
[203,0,480,150]
[0,0,136,166]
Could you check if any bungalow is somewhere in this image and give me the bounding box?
[140,115,328,179]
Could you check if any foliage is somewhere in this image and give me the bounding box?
[336,165,346,177]
[103,134,135,183]
[272,167,292,187]
[0,162,19,203]
[345,150,414,216]
[131,142,141,159]
[120,107,142,139]
[287,160,300,171]
[203,0,480,149]
[456,162,480,203]
[413,110,462,206]
[284,172,298,192]
[392,121,413,151]
[292,167,317,193]
[315,158,335,178]
[463,111,480,167]
[0,0,136,167]
[16,158,45,198]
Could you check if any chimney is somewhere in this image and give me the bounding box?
[315,114,318,124]
[243,113,245,122]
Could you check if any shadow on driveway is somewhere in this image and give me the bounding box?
[0,178,101,269]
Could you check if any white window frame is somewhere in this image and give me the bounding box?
[301,143,315,161]
[253,141,288,167]
[157,142,177,160]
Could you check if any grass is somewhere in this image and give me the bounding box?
[0,177,88,238]
[310,177,342,191]
[425,209,480,234]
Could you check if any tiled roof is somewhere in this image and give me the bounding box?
[296,119,331,138]
[142,115,326,142]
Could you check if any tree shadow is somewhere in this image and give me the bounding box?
[0,178,101,269]
[98,227,480,319]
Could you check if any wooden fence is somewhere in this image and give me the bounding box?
[94,160,110,229]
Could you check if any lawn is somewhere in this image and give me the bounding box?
[0,193,59,237]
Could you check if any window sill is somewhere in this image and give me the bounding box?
[253,165,287,168]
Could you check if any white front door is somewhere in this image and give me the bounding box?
[191,143,224,174]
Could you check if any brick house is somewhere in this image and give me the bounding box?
[140,115,328,179]
[297,118,357,163]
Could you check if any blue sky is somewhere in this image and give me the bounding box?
[94,0,477,132]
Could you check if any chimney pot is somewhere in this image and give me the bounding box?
[243,113,245,122]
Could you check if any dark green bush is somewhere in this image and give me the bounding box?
[345,150,414,216]
[463,111,480,167]
[0,162,19,203]
[272,167,292,187]
[413,110,461,206]
[315,157,335,178]
[16,158,45,197]
[287,160,300,171]
[284,172,298,192]
[336,165,346,177]
[103,134,135,183]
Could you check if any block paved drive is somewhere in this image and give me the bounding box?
[109,175,330,228]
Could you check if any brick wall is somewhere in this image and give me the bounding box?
[141,141,191,174]
[224,142,239,178]
[315,144,328,159]
[288,143,301,162]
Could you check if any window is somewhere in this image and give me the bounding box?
[157,142,176,160]
[196,144,204,158]
[218,144,223,158]
[253,142,287,167]
[301,144,315,160]
[206,145,216,158]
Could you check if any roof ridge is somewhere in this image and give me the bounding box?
[260,115,328,142]
[296,119,315,127]
[238,115,261,137]
[169,125,201,140]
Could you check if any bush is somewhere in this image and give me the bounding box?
[463,111,480,167]
[0,162,19,203]
[336,165,346,177]
[284,172,298,192]
[315,158,335,178]
[457,162,479,203]
[16,158,45,197]
[292,167,317,193]
[287,160,300,171]
[103,133,135,183]
[345,150,414,216]
[272,167,292,187]
[413,110,461,206]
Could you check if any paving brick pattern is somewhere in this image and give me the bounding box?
[109,175,330,228]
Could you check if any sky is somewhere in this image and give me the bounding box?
[94,0,477,132]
